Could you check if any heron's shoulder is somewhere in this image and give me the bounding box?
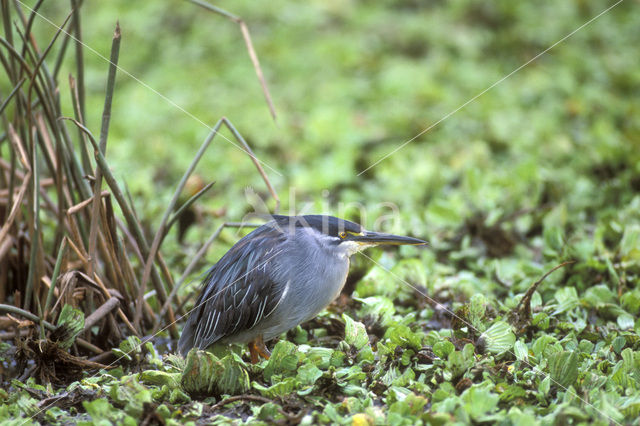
[209,225,284,270]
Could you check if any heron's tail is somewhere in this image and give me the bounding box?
[177,320,195,356]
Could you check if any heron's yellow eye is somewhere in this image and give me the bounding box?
[339,232,347,239]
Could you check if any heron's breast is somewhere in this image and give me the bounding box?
[279,252,349,323]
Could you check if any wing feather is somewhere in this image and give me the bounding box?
[178,225,286,355]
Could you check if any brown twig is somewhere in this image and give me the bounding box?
[92,273,139,337]
[510,260,575,330]
[82,297,119,333]
[208,394,302,422]
[0,168,31,245]
[187,0,277,121]
[222,118,280,212]
[66,191,110,215]
[76,337,104,355]
[238,21,277,121]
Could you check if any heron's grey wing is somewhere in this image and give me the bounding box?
[178,226,285,355]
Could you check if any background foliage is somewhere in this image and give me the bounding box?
[2,0,640,424]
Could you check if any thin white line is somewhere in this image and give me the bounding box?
[15,0,283,177]
[205,309,219,339]
[265,278,289,318]
[357,251,621,426]
[200,307,215,338]
[214,310,223,334]
[358,0,626,176]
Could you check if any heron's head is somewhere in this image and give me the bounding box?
[269,214,427,256]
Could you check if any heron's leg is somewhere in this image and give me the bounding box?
[248,335,271,364]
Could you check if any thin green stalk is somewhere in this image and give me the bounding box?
[69,74,92,174]
[0,304,56,331]
[186,0,239,20]
[70,0,85,122]
[12,0,58,99]
[1,0,17,82]
[14,14,72,252]
[222,118,280,212]
[136,119,223,328]
[25,8,74,120]
[18,0,44,59]
[0,76,25,115]
[164,181,215,237]
[88,22,120,276]
[43,238,67,322]
[23,127,39,312]
[0,36,34,79]
[52,26,71,80]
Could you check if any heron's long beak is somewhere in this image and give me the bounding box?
[351,231,427,246]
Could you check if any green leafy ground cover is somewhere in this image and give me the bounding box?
[3,0,640,424]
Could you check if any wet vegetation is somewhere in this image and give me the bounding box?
[1,0,639,424]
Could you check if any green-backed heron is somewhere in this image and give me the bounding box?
[178,215,426,362]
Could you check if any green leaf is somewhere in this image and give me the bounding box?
[54,304,85,349]
[357,296,396,327]
[543,226,565,254]
[109,378,153,418]
[539,376,551,395]
[343,313,369,350]
[297,362,323,386]
[578,339,594,354]
[498,384,527,402]
[391,367,415,387]
[468,294,487,332]
[620,224,640,261]
[582,284,617,307]
[119,335,142,353]
[480,321,516,355]
[139,370,180,388]
[168,388,190,405]
[16,393,38,418]
[304,347,334,369]
[514,340,529,362]
[82,399,115,423]
[548,351,579,388]
[531,312,550,330]
[612,336,626,354]
[112,336,142,362]
[461,386,499,420]
[433,340,455,359]
[253,377,298,398]
[617,314,635,331]
[386,324,423,351]
[181,350,249,397]
[264,340,300,382]
[446,345,474,378]
[621,290,640,315]
[531,335,559,357]
[218,357,251,394]
[389,391,428,418]
[356,345,375,364]
[553,287,579,315]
